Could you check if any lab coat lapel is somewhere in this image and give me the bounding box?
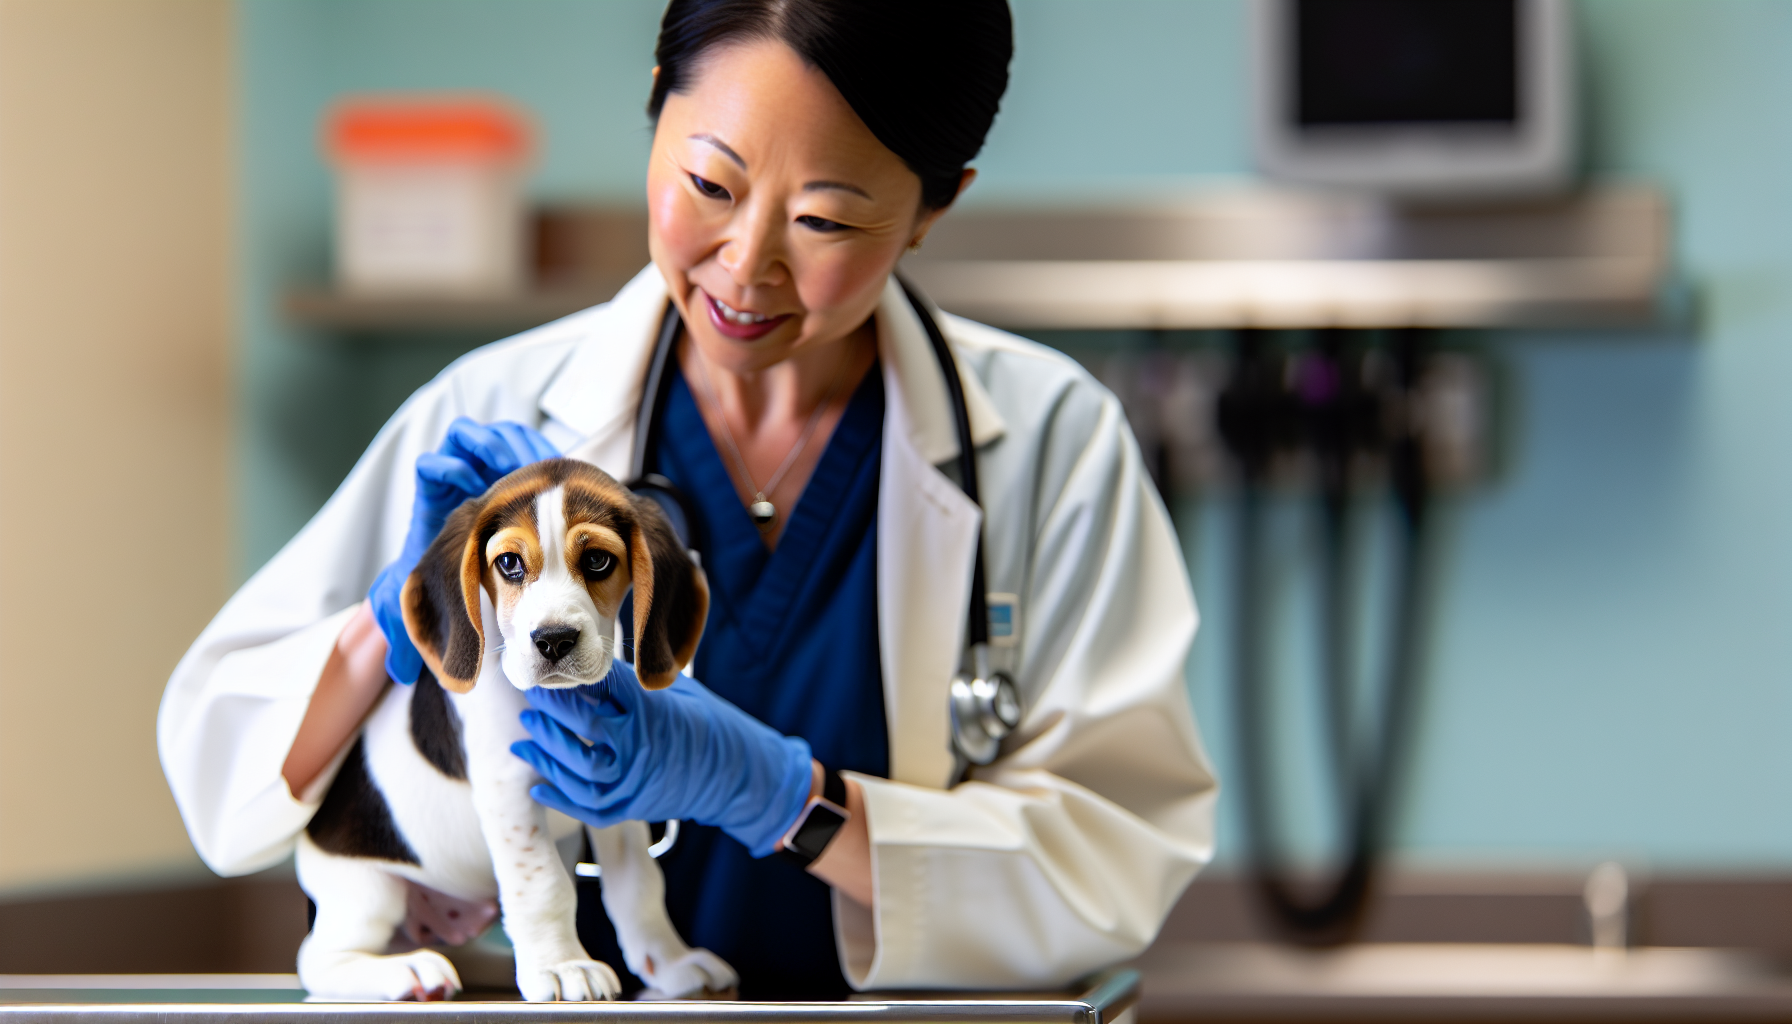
[541,265,670,476]
[876,279,998,789]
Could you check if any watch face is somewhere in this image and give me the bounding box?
[787,803,849,861]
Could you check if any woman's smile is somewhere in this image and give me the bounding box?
[703,289,792,340]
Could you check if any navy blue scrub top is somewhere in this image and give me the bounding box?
[577,360,888,1000]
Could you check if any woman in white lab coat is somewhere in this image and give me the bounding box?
[159,0,1216,999]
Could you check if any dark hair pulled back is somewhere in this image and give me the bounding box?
[649,0,1013,209]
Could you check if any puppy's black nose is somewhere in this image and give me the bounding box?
[531,625,580,664]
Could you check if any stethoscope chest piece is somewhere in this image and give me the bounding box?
[950,666,1021,767]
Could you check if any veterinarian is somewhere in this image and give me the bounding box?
[160,0,1216,1000]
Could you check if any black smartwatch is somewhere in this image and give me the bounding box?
[777,767,849,868]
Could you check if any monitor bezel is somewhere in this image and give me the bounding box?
[1251,0,1576,198]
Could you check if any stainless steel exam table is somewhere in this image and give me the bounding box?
[0,969,1138,1024]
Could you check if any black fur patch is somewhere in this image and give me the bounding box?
[306,737,420,865]
[410,666,467,781]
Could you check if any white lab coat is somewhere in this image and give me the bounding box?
[158,266,1217,990]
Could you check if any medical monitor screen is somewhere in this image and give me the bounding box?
[1294,0,1521,127]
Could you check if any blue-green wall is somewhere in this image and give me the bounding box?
[239,0,1792,869]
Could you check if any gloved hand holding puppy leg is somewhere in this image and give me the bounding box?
[511,661,815,859]
[369,417,559,684]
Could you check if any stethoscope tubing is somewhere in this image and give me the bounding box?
[623,279,1013,776]
[896,276,991,651]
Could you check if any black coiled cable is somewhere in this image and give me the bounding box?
[1218,327,1435,945]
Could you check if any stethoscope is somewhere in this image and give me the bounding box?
[624,277,1022,784]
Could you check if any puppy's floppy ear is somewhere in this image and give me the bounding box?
[400,501,486,693]
[629,497,709,690]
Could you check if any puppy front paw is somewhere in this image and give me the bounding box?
[516,958,620,1002]
[637,946,739,1000]
[300,949,462,1002]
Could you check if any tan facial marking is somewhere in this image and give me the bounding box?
[485,525,542,578]
[566,522,632,615]
[484,522,542,623]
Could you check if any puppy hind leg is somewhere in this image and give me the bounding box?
[296,835,462,1002]
[589,822,738,999]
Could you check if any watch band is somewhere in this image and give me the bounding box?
[821,765,846,808]
[777,767,850,868]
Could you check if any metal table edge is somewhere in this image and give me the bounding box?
[1072,968,1138,1024]
[0,970,1139,1024]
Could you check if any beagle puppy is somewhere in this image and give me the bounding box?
[295,458,736,1002]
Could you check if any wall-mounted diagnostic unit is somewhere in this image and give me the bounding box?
[1252,0,1575,197]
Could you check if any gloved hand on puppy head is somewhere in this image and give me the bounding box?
[512,660,815,858]
[370,417,560,685]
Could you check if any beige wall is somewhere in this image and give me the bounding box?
[0,0,233,891]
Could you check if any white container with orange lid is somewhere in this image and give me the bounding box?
[325,95,533,296]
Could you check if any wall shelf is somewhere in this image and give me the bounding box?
[283,280,629,335]
[283,185,1677,336]
[904,184,1676,331]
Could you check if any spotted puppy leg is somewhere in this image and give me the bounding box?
[589,822,738,998]
[458,678,618,1002]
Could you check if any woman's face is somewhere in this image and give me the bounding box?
[647,38,950,372]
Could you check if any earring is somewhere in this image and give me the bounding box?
[907,238,925,254]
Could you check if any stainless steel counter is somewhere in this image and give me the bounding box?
[1133,944,1792,1022]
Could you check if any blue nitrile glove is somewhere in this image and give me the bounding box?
[369,417,560,684]
[511,661,816,858]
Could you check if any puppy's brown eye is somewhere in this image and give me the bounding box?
[580,549,616,582]
[494,552,526,582]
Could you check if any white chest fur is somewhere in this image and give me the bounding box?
[354,670,578,900]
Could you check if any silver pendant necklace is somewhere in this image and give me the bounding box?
[691,346,851,532]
